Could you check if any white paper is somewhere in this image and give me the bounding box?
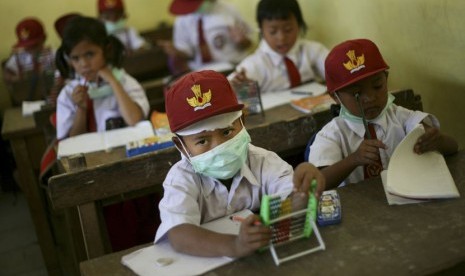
[381,171,427,205]
[22,100,46,116]
[260,82,327,110]
[195,61,234,73]
[382,125,459,203]
[121,210,253,276]
[57,120,154,158]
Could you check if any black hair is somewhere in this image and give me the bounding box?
[55,16,125,78]
[256,0,307,34]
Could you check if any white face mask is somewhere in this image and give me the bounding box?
[336,93,395,123]
[87,68,124,99]
[104,19,126,34]
[182,127,251,180]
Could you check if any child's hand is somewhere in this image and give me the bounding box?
[351,139,386,166]
[229,22,248,45]
[72,85,89,110]
[157,40,179,57]
[97,67,115,83]
[233,214,270,257]
[414,125,443,154]
[293,163,326,199]
[229,68,250,86]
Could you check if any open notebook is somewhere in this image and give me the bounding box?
[381,125,460,205]
[121,209,252,276]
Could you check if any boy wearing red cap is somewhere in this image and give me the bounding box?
[158,0,253,73]
[155,70,325,257]
[97,0,149,52]
[308,38,458,189]
[2,17,55,103]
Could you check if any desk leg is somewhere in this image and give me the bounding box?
[77,202,107,259]
[9,139,61,276]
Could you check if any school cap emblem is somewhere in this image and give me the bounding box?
[343,50,365,73]
[19,28,30,41]
[186,84,212,111]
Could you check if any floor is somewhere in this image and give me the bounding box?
[0,190,48,276]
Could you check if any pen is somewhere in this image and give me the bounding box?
[230,215,262,226]
[355,93,371,139]
[291,90,314,96]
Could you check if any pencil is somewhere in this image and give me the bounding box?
[230,215,262,226]
[355,93,371,139]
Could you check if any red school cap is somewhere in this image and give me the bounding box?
[169,0,204,15]
[14,18,46,48]
[54,13,80,39]
[98,0,125,13]
[325,38,389,93]
[165,70,244,134]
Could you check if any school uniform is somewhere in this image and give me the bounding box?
[308,104,439,185]
[112,27,147,51]
[4,47,55,76]
[173,0,253,70]
[230,39,328,93]
[155,144,293,242]
[56,69,150,140]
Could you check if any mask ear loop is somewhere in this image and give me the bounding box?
[174,134,193,162]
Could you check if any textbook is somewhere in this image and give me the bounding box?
[381,125,460,205]
[126,136,174,157]
[290,93,335,114]
[121,209,253,276]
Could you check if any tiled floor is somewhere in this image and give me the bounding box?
[0,190,48,276]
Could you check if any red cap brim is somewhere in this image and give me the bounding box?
[169,0,204,15]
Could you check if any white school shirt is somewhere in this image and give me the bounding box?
[4,47,55,76]
[112,27,147,51]
[229,39,328,93]
[56,69,150,140]
[308,104,439,185]
[155,144,294,243]
[173,0,253,70]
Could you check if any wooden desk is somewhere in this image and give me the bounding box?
[1,108,61,275]
[79,150,465,276]
[47,104,332,260]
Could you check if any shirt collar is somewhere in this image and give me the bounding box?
[259,39,302,67]
[342,108,390,138]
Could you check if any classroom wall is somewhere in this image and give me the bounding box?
[1,0,464,149]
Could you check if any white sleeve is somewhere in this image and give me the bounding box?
[173,17,195,57]
[122,73,150,118]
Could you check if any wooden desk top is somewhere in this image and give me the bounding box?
[48,104,332,210]
[1,107,40,139]
[80,150,465,276]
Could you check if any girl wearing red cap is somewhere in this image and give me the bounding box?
[229,0,328,93]
[158,0,253,74]
[309,39,458,189]
[2,17,55,105]
[155,70,325,257]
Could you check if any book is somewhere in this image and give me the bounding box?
[381,125,460,205]
[290,93,335,114]
[121,209,253,276]
[126,136,174,157]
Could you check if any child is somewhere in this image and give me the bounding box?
[2,17,55,104]
[158,0,253,74]
[55,16,150,140]
[97,0,149,53]
[308,38,458,189]
[228,0,328,93]
[154,70,325,257]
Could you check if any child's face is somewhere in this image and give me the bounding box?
[334,72,389,120]
[99,10,125,22]
[178,118,243,157]
[260,15,299,55]
[68,40,106,81]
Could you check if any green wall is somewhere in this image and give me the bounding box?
[1,0,464,148]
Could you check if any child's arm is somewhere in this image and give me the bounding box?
[229,68,251,87]
[321,139,387,189]
[414,122,458,156]
[167,215,270,258]
[293,163,326,199]
[98,67,145,126]
[228,23,252,51]
[68,85,91,137]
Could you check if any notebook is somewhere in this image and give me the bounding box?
[381,125,460,205]
[121,209,253,276]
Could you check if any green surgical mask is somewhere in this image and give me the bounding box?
[188,127,251,180]
[337,93,395,124]
[197,1,213,14]
[104,19,126,34]
[87,68,124,99]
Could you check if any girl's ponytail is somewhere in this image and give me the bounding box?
[55,46,73,79]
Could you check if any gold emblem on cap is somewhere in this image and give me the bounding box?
[105,0,117,8]
[343,50,365,73]
[20,28,30,40]
[187,84,212,111]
